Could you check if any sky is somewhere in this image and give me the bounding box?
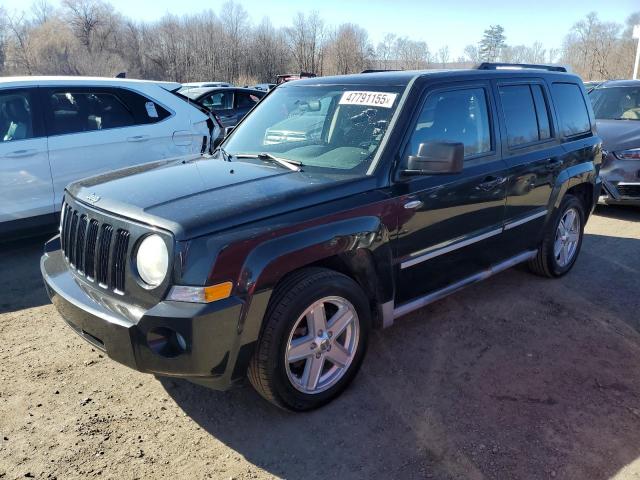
[3,0,639,58]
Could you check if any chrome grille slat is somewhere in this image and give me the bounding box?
[68,212,79,267]
[62,204,73,258]
[59,202,130,294]
[112,230,130,293]
[75,215,88,274]
[96,224,113,287]
[85,220,99,279]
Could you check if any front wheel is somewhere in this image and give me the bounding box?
[528,194,585,277]
[248,268,371,411]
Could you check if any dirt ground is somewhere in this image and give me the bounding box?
[1,205,639,480]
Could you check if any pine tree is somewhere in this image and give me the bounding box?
[479,25,506,62]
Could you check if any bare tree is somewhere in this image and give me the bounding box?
[326,23,372,75]
[31,0,55,25]
[561,12,634,80]
[6,13,34,75]
[463,44,480,63]
[286,11,325,74]
[2,0,637,84]
[438,45,450,67]
[376,33,396,69]
[395,37,430,70]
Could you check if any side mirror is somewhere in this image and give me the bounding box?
[224,126,235,137]
[403,142,464,176]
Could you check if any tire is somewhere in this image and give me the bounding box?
[528,194,585,278]
[248,267,371,411]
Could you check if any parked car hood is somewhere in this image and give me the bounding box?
[67,156,377,240]
[596,119,640,152]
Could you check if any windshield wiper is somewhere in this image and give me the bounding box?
[234,152,303,172]
[214,146,232,162]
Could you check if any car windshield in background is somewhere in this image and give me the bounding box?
[590,87,640,120]
[223,84,404,175]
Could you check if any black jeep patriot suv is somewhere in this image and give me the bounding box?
[41,64,602,411]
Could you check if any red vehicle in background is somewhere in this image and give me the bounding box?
[276,72,317,85]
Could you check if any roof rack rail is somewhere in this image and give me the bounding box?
[360,69,402,74]
[476,62,567,72]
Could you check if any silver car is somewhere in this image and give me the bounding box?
[0,76,217,238]
[590,80,640,206]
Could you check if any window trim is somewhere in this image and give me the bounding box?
[398,81,498,169]
[550,81,593,141]
[41,86,176,138]
[495,79,558,153]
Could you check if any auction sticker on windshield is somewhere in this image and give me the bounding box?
[339,91,398,108]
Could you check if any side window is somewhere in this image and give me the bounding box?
[236,92,261,108]
[202,91,233,111]
[551,83,591,137]
[0,90,35,142]
[498,85,540,147]
[406,88,491,160]
[115,88,171,124]
[47,90,136,135]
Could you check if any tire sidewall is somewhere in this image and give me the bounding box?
[269,275,371,411]
[546,195,585,276]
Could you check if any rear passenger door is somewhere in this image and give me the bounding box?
[495,79,564,256]
[392,81,509,304]
[0,87,52,227]
[43,86,174,209]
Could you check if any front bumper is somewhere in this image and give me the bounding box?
[41,240,246,390]
[600,153,640,206]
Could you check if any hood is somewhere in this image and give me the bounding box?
[595,119,640,152]
[67,156,377,240]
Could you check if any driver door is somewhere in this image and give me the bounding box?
[392,81,509,305]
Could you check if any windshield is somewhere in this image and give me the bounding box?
[222,84,404,175]
[590,86,640,120]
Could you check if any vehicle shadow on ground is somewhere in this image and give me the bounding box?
[0,234,52,314]
[593,204,639,222]
[163,231,640,480]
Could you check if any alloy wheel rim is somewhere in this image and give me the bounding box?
[554,207,580,267]
[285,296,359,394]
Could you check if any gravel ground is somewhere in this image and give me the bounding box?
[0,205,639,480]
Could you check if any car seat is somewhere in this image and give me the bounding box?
[3,98,32,141]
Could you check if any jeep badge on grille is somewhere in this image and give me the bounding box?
[86,193,101,203]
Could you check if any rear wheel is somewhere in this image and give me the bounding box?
[248,268,370,411]
[528,194,585,277]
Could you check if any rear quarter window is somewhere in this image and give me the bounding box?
[551,83,591,137]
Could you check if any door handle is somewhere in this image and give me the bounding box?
[127,135,150,142]
[4,149,38,158]
[545,158,563,171]
[404,200,423,209]
[478,176,506,191]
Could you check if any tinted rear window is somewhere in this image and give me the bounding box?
[551,83,591,136]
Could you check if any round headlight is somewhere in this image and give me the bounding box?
[136,234,169,287]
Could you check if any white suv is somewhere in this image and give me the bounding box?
[0,76,218,238]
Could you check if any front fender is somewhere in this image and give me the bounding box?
[226,216,394,382]
[238,216,391,295]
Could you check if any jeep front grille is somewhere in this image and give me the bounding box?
[61,202,130,294]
